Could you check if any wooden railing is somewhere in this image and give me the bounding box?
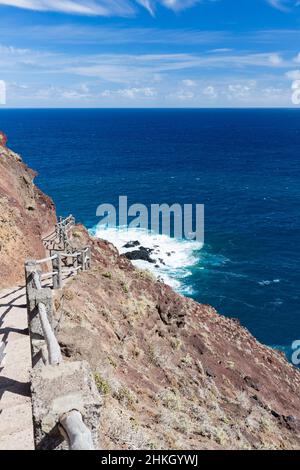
[43,214,75,252]
[24,216,98,450]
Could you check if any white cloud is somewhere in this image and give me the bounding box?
[171,89,195,100]
[69,52,290,84]
[102,87,157,99]
[266,0,300,11]
[182,79,197,87]
[0,34,297,107]
[7,76,295,107]
[286,69,300,80]
[0,80,6,104]
[136,0,155,15]
[159,0,200,11]
[0,23,228,47]
[226,83,254,100]
[11,82,92,101]
[203,85,217,98]
[0,0,201,16]
[262,86,285,96]
[0,42,293,90]
[7,0,299,17]
[209,48,233,53]
[268,53,282,65]
[0,0,133,15]
[294,52,300,63]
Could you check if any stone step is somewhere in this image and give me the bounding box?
[0,427,34,450]
[0,286,34,450]
[0,403,33,434]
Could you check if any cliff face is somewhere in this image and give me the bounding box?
[55,226,300,450]
[0,146,56,289]
[1,145,300,450]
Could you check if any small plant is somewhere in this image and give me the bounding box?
[120,281,129,294]
[158,388,181,411]
[170,337,182,350]
[148,344,170,368]
[132,345,143,359]
[115,387,137,407]
[63,289,74,301]
[102,271,112,279]
[72,230,82,239]
[259,414,274,432]
[107,356,117,369]
[148,442,157,450]
[137,269,156,282]
[214,428,228,446]
[181,354,193,366]
[226,360,235,369]
[94,372,111,395]
[175,414,191,434]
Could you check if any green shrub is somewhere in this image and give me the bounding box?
[94,373,111,395]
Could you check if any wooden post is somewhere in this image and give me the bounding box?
[25,260,39,306]
[56,225,61,244]
[63,229,67,251]
[79,250,85,271]
[86,247,91,270]
[52,253,62,289]
[25,261,55,368]
[59,410,94,450]
[38,302,62,365]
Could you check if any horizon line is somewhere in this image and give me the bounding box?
[0,107,299,111]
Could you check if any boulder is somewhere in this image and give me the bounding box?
[125,246,156,264]
[123,240,140,249]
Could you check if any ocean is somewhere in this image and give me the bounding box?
[1,108,299,360]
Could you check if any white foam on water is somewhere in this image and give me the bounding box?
[90,224,203,295]
[258,279,281,286]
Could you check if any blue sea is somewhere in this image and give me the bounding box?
[1,109,299,360]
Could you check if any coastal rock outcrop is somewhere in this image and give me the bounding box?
[0,145,56,289]
[124,246,155,264]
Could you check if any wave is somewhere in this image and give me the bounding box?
[258,279,281,286]
[90,224,203,295]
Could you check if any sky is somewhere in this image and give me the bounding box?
[0,0,300,107]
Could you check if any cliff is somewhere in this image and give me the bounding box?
[0,145,300,450]
[0,145,56,289]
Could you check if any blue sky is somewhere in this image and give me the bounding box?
[1,0,300,107]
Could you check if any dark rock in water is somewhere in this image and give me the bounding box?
[123,240,140,249]
[125,246,156,264]
[143,246,154,253]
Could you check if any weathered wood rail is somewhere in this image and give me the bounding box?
[24,216,101,450]
[43,214,75,252]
